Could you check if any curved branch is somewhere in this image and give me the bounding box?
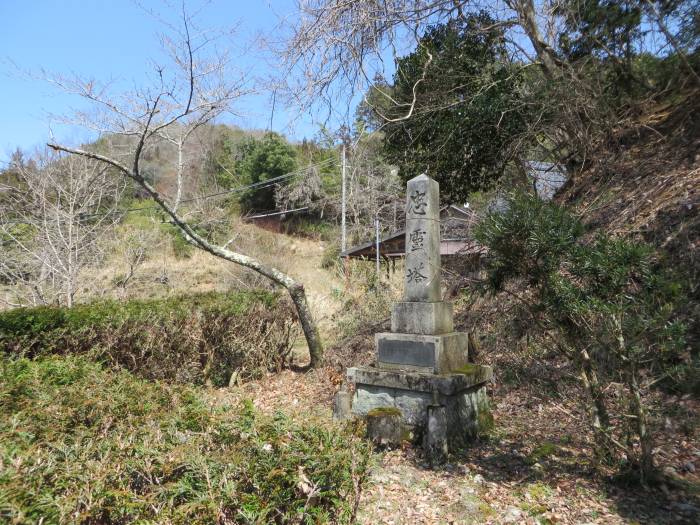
[47,141,324,367]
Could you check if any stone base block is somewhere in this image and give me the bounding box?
[333,390,352,421]
[376,331,469,373]
[348,366,493,447]
[391,301,454,335]
[366,407,403,448]
[424,405,448,466]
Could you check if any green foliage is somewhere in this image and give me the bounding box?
[0,291,297,386]
[284,217,337,242]
[526,442,558,465]
[475,192,691,476]
[162,223,194,259]
[295,137,342,197]
[0,222,35,244]
[321,244,342,269]
[212,126,254,189]
[558,1,699,103]
[476,193,584,291]
[560,1,643,63]
[0,354,371,524]
[370,13,528,202]
[238,132,298,212]
[476,192,688,380]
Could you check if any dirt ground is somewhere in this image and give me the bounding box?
[210,360,699,525]
[208,222,700,525]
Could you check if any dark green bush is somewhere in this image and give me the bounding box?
[283,216,337,242]
[475,192,690,481]
[0,291,298,386]
[0,354,370,524]
[169,226,195,258]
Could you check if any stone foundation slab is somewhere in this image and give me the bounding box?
[348,365,492,446]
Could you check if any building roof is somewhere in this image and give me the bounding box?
[341,205,485,259]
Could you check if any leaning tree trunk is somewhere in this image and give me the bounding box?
[613,314,655,483]
[199,241,324,368]
[576,346,614,463]
[47,143,324,368]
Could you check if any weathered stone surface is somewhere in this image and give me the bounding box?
[350,373,492,447]
[448,387,493,445]
[391,301,454,335]
[376,331,470,373]
[347,365,493,395]
[376,335,436,371]
[404,217,441,302]
[424,404,448,466]
[333,389,353,421]
[404,174,441,302]
[393,389,432,426]
[405,174,439,221]
[366,407,403,447]
[352,383,431,426]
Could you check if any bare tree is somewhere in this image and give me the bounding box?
[344,135,403,244]
[275,131,403,247]
[0,151,123,307]
[45,8,324,366]
[278,0,697,178]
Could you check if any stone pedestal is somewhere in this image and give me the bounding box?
[376,332,470,373]
[391,301,454,334]
[346,173,493,451]
[348,365,493,447]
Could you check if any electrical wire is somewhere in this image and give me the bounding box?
[0,157,338,226]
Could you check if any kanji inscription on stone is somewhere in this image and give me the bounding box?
[406,263,427,283]
[404,174,441,302]
[409,229,426,251]
[408,189,428,215]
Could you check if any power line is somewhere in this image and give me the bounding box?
[0,157,338,226]
[244,206,310,220]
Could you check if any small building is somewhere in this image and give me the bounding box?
[340,205,486,260]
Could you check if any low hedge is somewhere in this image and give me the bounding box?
[0,291,298,386]
[0,354,370,524]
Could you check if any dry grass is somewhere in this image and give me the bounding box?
[76,214,347,340]
[560,94,699,280]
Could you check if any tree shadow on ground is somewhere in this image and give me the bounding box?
[399,381,700,524]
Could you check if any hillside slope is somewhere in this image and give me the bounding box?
[560,94,699,286]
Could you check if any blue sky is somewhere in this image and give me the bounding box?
[0,0,333,164]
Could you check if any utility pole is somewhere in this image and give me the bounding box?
[341,144,347,253]
[375,214,380,276]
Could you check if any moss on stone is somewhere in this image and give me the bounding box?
[367,407,402,418]
[401,427,414,442]
[451,363,480,375]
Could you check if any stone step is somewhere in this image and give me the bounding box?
[347,365,493,395]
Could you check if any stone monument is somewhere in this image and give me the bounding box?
[346,174,493,448]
